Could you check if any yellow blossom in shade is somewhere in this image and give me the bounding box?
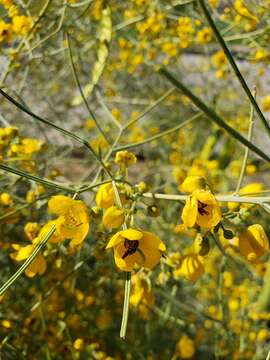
[130,273,155,319]
[176,335,196,359]
[114,150,137,166]
[0,20,12,42]
[262,95,270,112]
[48,195,90,247]
[24,222,40,241]
[73,338,84,351]
[8,5,18,17]
[102,206,125,229]
[196,27,212,45]
[39,220,65,244]
[174,254,205,282]
[238,224,269,263]
[12,15,32,36]
[0,192,13,206]
[180,175,206,193]
[10,240,47,278]
[181,189,221,229]
[106,228,166,271]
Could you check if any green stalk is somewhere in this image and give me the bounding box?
[0,88,111,176]
[113,112,201,152]
[159,68,270,163]
[197,0,270,137]
[0,163,75,193]
[120,272,131,339]
[0,225,56,296]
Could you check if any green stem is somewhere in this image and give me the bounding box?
[0,88,111,176]
[120,272,131,339]
[66,33,109,144]
[0,163,75,193]
[113,112,201,152]
[197,0,270,137]
[159,68,270,163]
[235,89,256,193]
[0,225,56,296]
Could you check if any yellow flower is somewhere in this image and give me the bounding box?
[196,27,212,45]
[10,239,46,278]
[238,224,269,263]
[39,220,65,244]
[181,189,221,229]
[48,195,90,247]
[12,15,32,36]
[176,335,195,359]
[180,175,206,193]
[96,183,115,209]
[102,206,125,229]
[106,228,166,271]
[24,222,40,241]
[228,182,264,211]
[0,192,13,206]
[211,50,226,68]
[262,95,270,111]
[114,150,137,166]
[130,273,155,319]
[0,20,12,43]
[174,254,205,282]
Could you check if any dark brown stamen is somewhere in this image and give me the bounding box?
[122,239,139,259]
[198,200,209,216]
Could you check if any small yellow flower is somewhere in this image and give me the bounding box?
[102,206,125,229]
[96,183,115,209]
[180,175,206,193]
[0,192,13,206]
[174,254,205,282]
[24,222,40,241]
[181,189,221,229]
[0,20,12,43]
[12,15,32,36]
[262,95,270,112]
[114,150,137,166]
[48,195,90,247]
[106,228,166,271]
[10,239,46,278]
[176,335,196,359]
[238,224,269,263]
[196,27,212,45]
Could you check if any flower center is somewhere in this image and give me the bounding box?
[122,239,139,259]
[64,211,82,228]
[198,200,209,216]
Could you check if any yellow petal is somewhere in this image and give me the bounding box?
[181,195,198,228]
[114,242,142,271]
[48,195,73,215]
[10,244,34,261]
[106,232,123,249]
[25,254,46,278]
[119,228,143,241]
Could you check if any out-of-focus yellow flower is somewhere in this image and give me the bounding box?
[102,206,125,229]
[10,239,46,278]
[24,222,40,241]
[211,50,226,68]
[228,182,264,210]
[48,195,90,247]
[196,27,212,45]
[95,311,112,329]
[257,329,269,342]
[106,228,166,271]
[12,15,32,36]
[0,192,13,206]
[73,338,84,351]
[238,224,269,263]
[176,335,196,358]
[114,150,137,166]
[254,49,269,62]
[130,273,155,319]
[0,20,12,42]
[262,95,270,111]
[174,254,205,282]
[182,189,221,229]
[180,175,206,193]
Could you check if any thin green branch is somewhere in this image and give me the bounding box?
[0,225,56,296]
[113,112,201,152]
[235,89,256,193]
[0,88,111,176]
[0,163,75,193]
[159,68,270,163]
[66,33,109,144]
[198,0,270,137]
